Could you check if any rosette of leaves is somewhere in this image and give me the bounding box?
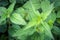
[0,0,60,40]
[9,0,57,40]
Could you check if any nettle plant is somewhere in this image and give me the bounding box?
[0,0,60,40]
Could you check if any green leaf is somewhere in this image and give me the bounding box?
[17,35,27,40]
[9,0,16,3]
[23,0,41,17]
[45,11,56,29]
[57,18,60,24]
[14,7,27,18]
[54,0,60,7]
[0,7,7,24]
[40,0,50,12]
[44,35,52,40]
[30,33,41,40]
[7,2,16,17]
[41,2,54,21]
[36,24,52,40]
[52,26,60,35]
[0,7,7,16]
[41,21,54,39]
[10,13,27,25]
[23,0,41,10]
[24,20,37,30]
[0,13,7,23]
[13,27,35,40]
[8,24,21,37]
[22,0,41,30]
[57,10,60,18]
[30,32,52,40]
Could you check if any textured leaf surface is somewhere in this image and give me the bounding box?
[0,7,7,24]
[23,0,41,10]
[41,21,54,39]
[9,25,21,37]
[22,0,41,30]
[7,2,16,17]
[14,7,27,18]
[41,1,54,21]
[10,13,27,25]
[45,11,56,29]
[13,28,35,37]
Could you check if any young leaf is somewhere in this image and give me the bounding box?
[24,20,37,30]
[45,11,56,29]
[14,7,27,18]
[7,1,16,17]
[22,0,41,30]
[40,0,50,12]
[23,0,41,10]
[41,2,54,21]
[10,13,27,25]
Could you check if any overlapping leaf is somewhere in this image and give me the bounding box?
[0,7,7,24]
[10,13,27,25]
[23,0,41,30]
[41,0,54,21]
[45,11,56,29]
[14,7,27,18]
[41,21,54,39]
[8,25,21,37]
[23,0,41,10]
[7,1,16,18]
